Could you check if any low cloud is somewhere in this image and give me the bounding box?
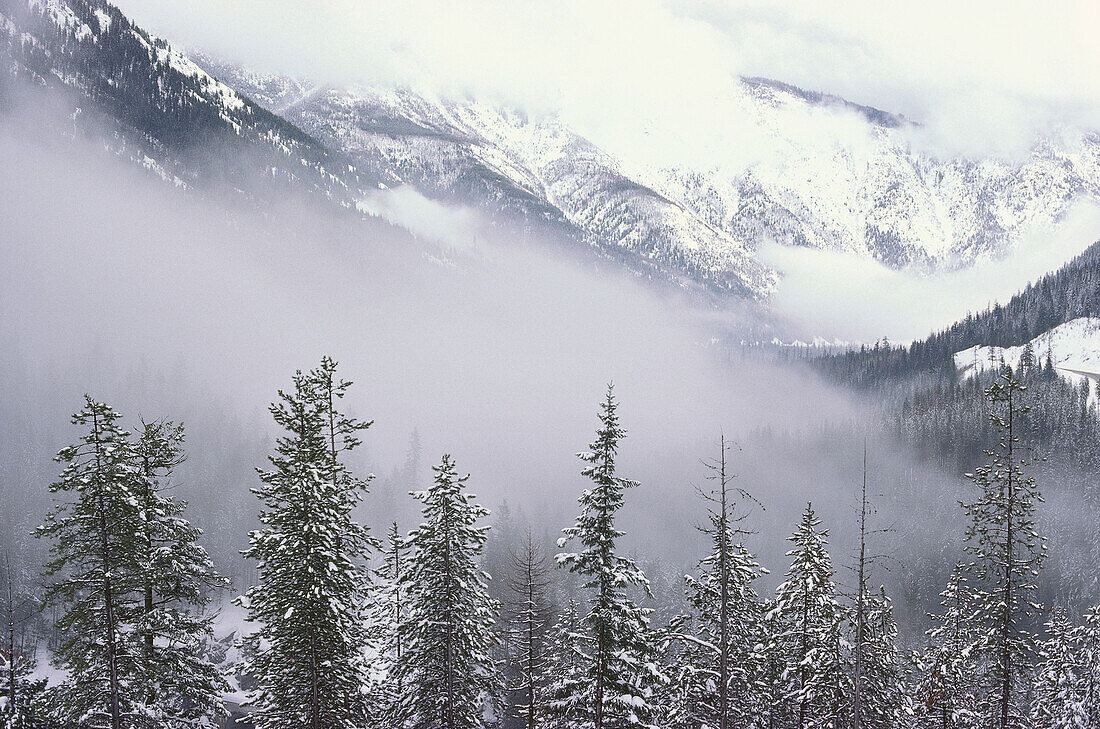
[760,200,1100,343]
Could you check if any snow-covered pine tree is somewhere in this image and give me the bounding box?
[857,587,902,729]
[36,398,145,729]
[912,562,981,729]
[556,385,660,729]
[544,597,588,729]
[961,369,1045,729]
[1030,609,1089,729]
[768,502,847,729]
[1077,604,1100,726]
[370,521,407,714]
[505,532,555,729]
[665,435,765,729]
[131,418,228,728]
[388,454,501,729]
[239,360,374,729]
[851,448,900,729]
[1,555,42,729]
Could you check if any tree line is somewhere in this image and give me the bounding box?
[2,359,1099,729]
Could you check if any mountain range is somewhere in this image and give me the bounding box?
[4,0,1100,305]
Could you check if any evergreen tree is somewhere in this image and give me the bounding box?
[36,398,145,729]
[131,418,228,728]
[389,454,501,729]
[768,502,847,729]
[1,555,42,729]
[556,385,660,729]
[912,563,981,729]
[857,587,902,729]
[961,369,1045,729]
[1030,610,1089,729]
[544,597,587,729]
[504,532,555,729]
[371,521,407,714]
[665,435,765,729]
[239,360,375,729]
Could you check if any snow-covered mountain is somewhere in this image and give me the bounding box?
[954,317,1100,390]
[0,0,364,206]
[5,0,1099,305]
[205,63,1100,300]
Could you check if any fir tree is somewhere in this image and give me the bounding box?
[36,398,145,729]
[239,360,374,729]
[504,532,555,729]
[961,369,1045,729]
[1030,610,1089,729]
[666,435,765,729]
[857,587,902,729]
[544,597,587,729]
[913,563,981,729]
[556,385,660,729]
[768,502,847,729]
[371,521,407,713]
[131,419,228,728]
[389,454,501,729]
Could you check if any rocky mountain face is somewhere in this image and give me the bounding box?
[206,62,1100,300]
[4,0,1099,305]
[0,0,363,206]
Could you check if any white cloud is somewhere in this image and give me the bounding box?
[112,0,1099,165]
[760,200,1100,342]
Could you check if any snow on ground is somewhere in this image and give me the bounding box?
[954,317,1100,400]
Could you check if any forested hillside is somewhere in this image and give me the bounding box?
[816,238,1100,387]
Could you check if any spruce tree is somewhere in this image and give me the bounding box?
[1030,610,1089,729]
[36,398,144,729]
[556,385,660,729]
[961,369,1045,729]
[371,521,407,714]
[666,435,765,729]
[913,563,981,729]
[239,360,374,729]
[857,587,901,729]
[544,597,588,729]
[505,532,555,729]
[768,502,847,729]
[131,419,228,728]
[389,454,501,729]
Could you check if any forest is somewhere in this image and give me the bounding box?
[2,355,1097,729]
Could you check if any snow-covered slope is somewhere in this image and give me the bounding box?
[206,63,1100,300]
[0,0,364,205]
[954,317,1100,388]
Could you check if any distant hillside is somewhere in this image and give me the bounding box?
[816,238,1100,388]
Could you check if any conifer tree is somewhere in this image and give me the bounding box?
[666,435,765,729]
[857,587,901,729]
[36,398,145,729]
[505,532,555,729]
[389,454,501,729]
[544,597,588,729]
[1030,610,1089,729]
[556,385,660,729]
[961,369,1045,729]
[768,502,847,729]
[371,521,407,712]
[239,360,374,729]
[913,563,981,729]
[131,419,228,728]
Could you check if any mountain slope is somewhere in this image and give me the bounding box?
[204,60,1100,300]
[0,0,365,205]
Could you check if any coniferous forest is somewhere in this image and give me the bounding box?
[2,354,1098,729]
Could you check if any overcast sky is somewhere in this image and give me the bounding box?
[113,0,1099,162]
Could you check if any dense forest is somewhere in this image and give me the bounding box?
[2,357,1098,729]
